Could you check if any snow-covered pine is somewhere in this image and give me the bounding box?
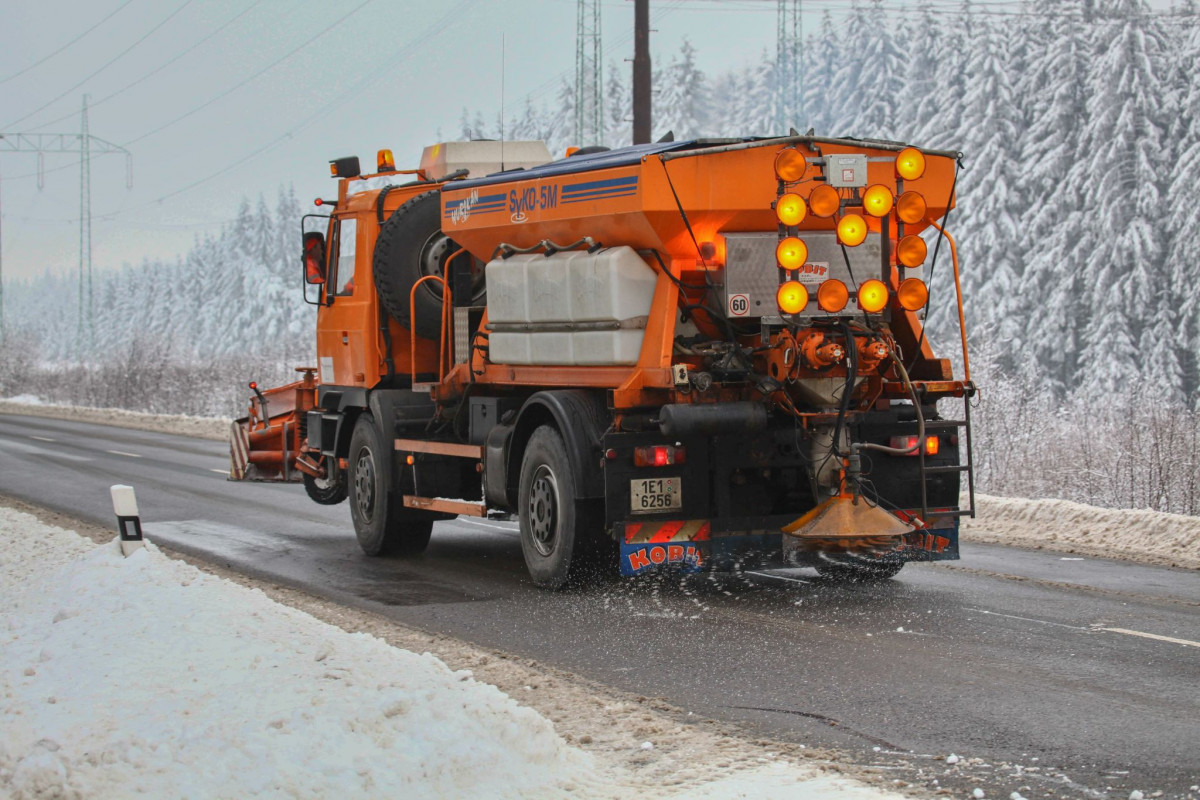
[654,39,710,141]
[1165,4,1200,399]
[840,0,905,139]
[1077,0,1172,398]
[604,61,632,148]
[955,11,1024,371]
[1017,0,1092,393]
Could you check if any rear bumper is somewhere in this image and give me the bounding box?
[617,514,960,576]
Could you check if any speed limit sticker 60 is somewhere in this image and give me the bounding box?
[728,294,750,316]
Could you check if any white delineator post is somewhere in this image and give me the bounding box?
[110,484,144,556]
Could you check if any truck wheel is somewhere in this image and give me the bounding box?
[348,415,432,557]
[812,554,904,582]
[303,463,347,506]
[518,426,598,589]
[373,190,485,340]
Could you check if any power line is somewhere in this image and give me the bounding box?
[2,2,195,130]
[1,0,371,185]
[27,1,267,133]
[122,0,376,147]
[109,0,476,213]
[26,0,478,225]
[0,0,137,86]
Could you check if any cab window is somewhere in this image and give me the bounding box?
[329,217,358,297]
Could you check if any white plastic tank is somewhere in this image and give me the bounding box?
[486,246,658,366]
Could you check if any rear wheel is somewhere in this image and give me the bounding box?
[348,415,432,557]
[518,426,603,589]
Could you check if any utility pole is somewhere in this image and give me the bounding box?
[80,95,92,353]
[575,0,603,147]
[0,99,132,358]
[0,163,4,338]
[632,0,651,144]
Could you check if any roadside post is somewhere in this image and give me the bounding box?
[110,484,144,556]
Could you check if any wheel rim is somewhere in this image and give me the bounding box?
[418,232,486,304]
[527,464,560,557]
[354,447,375,522]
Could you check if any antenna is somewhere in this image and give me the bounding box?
[500,33,506,171]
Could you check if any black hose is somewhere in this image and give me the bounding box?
[908,155,963,373]
[829,321,858,458]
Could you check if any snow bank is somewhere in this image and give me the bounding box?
[0,399,229,441]
[961,493,1200,570]
[0,507,598,799]
[0,506,908,800]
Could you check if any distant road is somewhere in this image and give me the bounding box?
[2,412,1197,799]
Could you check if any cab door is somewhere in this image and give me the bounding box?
[315,214,370,388]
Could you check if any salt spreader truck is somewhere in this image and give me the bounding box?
[230,136,976,588]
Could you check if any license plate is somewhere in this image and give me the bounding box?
[630,477,682,514]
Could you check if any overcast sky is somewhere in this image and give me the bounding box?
[0,0,1179,283]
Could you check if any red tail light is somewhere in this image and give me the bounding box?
[889,435,939,455]
[634,445,686,467]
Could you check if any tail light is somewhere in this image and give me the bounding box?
[889,435,940,455]
[634,445,686,467]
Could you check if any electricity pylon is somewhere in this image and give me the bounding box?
[0,96,133,354]
[777,0,803,134]
[575,0,603,147]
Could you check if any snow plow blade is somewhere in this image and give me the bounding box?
[228,368,318,483]
[782,496,914,552]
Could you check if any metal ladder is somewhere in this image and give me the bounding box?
[917,387,976,526]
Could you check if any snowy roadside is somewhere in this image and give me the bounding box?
[961,494,1200,571]
[0,503,909,800]
[0,398,230,441]
[3,397,1196,571]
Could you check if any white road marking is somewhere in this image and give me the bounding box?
[458,517,518,532]
[209,468,229,475]
[971,608,1200,649]
[106,450,142,458]
[965,608,1087,630]
[745,570,812,585]
[0,438,92,462]
[29,435,56,442]
[1100,627,1200,649]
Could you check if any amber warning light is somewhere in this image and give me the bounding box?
[890,435,940,456]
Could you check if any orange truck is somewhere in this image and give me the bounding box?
[231,135,976,588]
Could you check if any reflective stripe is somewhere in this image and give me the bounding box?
[625,519,712,544]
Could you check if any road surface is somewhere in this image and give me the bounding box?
[1,412,1197,799]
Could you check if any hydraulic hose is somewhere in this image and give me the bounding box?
[856,350,925,457]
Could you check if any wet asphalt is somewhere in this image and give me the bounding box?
[1,412,1197,800]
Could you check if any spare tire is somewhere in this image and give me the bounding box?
[373,190,485,340]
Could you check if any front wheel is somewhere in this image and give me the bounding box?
[303,462,347,505]
[518,426,600,589]
[348,414,432,557]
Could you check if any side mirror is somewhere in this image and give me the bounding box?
[303,232,326,285]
